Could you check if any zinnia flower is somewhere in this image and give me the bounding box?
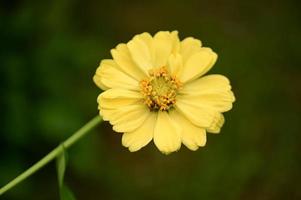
[93,31,235,154]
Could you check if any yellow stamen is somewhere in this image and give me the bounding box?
[140,67,182,111]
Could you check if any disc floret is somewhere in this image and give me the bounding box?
[140,67,182,111]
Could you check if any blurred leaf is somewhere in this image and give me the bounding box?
[60,185,77,200]
[56,145,76,200]
[56,145,67,188]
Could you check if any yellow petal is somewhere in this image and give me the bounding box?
[100,104,149,133]
[112,107,149,133]
[111,43,147,80]
[97,89,148,132]
[180,75,235,112]
[180,37,202,63]
[153,31,180,67]
[122,113,157,152]
[207,113,225,134]
[167,53,183,76]
[170,31,180,53]
[93,59,139,91]
[153,111,181,154]
[171,110,206,150]
[181,74,231,93]
[127,33,154,74]
[179,48,217,83]
[93,76,109,90]
[175,97,219,128]
[98,88,143,109]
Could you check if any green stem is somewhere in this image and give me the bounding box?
[0,115,102,196]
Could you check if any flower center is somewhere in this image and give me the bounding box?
[140,67,182,111]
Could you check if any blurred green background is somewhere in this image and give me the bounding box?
[1,0,301,199]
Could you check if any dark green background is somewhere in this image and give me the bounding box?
[1,0,300,199]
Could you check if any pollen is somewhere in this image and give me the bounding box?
[140,67,182,111]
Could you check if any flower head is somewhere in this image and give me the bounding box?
[94,31,235,154]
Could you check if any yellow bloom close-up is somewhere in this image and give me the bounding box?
[93,31,235,154]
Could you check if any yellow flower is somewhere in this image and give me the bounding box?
[93,31,235,154]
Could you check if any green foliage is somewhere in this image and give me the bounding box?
[56,145,76,200]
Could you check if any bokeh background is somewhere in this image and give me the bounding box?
[1,0,301,199]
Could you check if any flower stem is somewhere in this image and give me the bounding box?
[0,115,102,196]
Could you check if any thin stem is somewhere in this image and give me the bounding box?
[0,115,102,196]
